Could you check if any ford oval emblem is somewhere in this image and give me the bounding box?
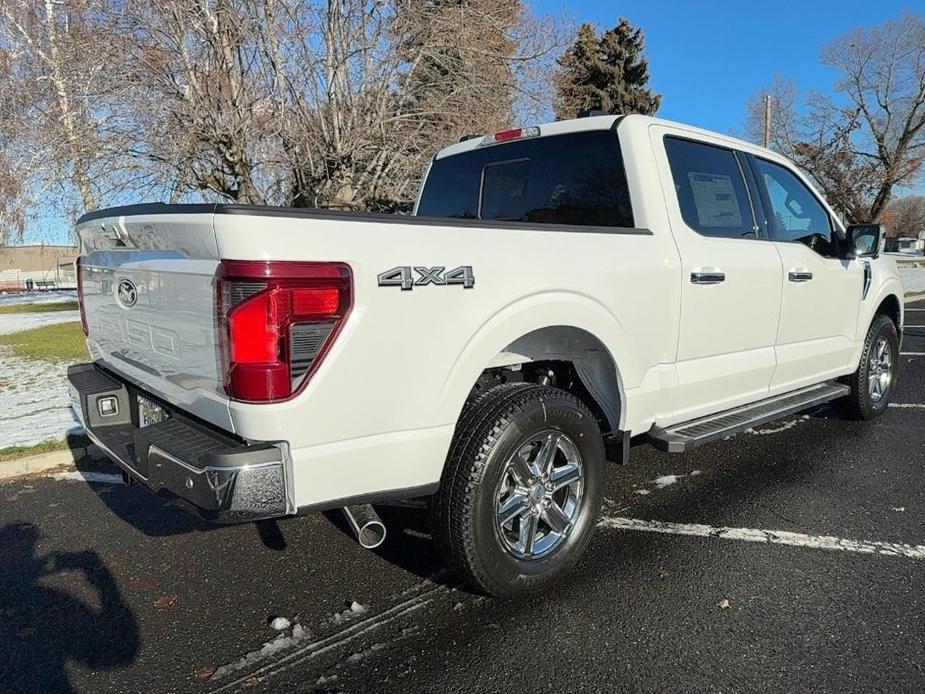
[116,278,138,308]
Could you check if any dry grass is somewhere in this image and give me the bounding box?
[0,321,88,362]
[0,434,90,463]
[0,301,78,315]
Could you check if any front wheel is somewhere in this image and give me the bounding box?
[840,314,900,420]
[431,383,606,598]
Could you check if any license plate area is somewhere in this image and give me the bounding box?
[137,395,168,428]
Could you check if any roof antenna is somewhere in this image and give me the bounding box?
[577,108,606,118]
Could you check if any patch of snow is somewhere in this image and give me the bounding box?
[50,470,123,485]
[345,642,386,664]
[898,265,925,294]
[0,348,82,448]
[211,623,312,680]
[327,601,369,625]
[0,312,79,336]
[270,617,291,631]
[0,291,76,307]
[746,418,806,435]
[635,471,701,495]
[652,474,681,489]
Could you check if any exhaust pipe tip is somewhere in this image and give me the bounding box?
[342,503,387,549]
[356,520,386,549]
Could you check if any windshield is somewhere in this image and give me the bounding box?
[416,130,634,228]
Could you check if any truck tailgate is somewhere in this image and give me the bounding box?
[76,209,231,428]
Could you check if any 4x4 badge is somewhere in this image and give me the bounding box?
[378,266,475,291]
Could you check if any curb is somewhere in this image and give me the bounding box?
[0,444,107,482]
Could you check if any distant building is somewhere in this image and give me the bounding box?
[893,232,925,255]
[0,244,78,290]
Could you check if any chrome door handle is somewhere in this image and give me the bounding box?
[788,270,813,282]
[690,271,726,285]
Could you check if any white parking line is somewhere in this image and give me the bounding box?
[600,517,925,560]
[901,352,925,356]
[889,403,925,409]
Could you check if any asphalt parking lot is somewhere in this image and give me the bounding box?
[2,300,923,694]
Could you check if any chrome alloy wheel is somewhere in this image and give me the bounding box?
[494,430,584,560]
[868,336,893,403]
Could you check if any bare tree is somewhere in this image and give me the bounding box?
[0,0,165,242]
[123,0,563,212]
[0,0,564,236]
[882,194,925,238]
[745,13,925,223]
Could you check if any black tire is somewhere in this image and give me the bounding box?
[431,383,606,598]
[840,314,899,420]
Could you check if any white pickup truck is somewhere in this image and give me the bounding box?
[70,114,904,597]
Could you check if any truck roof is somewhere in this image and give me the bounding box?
[436,113,782,164]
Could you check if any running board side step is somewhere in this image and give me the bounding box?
[647,382,850,453]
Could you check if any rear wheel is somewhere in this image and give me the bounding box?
[840,314,899,420]
[431,383,605,597]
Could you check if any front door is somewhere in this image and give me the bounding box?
[654,129,783,421]
[747,155,863,392]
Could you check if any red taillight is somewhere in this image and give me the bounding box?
[217,260,352,403]
[76,256,89,336]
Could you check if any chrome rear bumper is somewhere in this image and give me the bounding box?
[68,362,293,522]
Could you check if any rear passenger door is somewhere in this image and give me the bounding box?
[746,155,863,391]
[654,129,783,421]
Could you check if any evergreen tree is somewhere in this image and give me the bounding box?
[554,18,660,119]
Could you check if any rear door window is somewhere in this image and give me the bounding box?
[664,136,757,239]
[416,131,634,228]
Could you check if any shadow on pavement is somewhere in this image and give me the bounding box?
[322,505,449,584]
[81,474,219,538]
[0,522,139,693]
[66,436,219,539]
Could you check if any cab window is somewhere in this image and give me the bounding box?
[416,131,634,228]
[753,158,835,256]
[664,136,756,239]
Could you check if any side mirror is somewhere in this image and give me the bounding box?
[845,223,882,259]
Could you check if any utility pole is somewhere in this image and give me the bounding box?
[763,94,771,148]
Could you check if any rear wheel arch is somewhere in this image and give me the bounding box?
[471,326,624,436]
